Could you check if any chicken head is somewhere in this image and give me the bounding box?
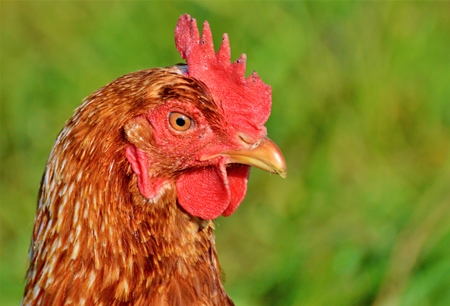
[125,15,286,220]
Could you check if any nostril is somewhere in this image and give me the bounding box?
[237,132,256,145]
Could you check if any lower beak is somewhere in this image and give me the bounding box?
[219,136,287,178]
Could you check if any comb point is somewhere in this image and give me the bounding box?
[201,21,215,55]
[217,34,231,65]
[175,15,200,60]
[233,54,247,81]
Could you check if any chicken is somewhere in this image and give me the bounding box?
[22,14,286,306]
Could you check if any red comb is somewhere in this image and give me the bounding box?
[175,14,271,135]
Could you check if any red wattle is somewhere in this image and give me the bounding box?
[176,165,250,220]
[221,165,250,216]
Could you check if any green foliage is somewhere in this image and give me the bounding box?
[1,1,449,305]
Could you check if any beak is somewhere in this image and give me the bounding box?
[219,136,287,178]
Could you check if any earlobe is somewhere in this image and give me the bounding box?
[125,145,168,201]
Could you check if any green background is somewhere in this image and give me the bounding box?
[1,1,449,305]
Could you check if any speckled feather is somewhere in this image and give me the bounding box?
[22,67,234,305]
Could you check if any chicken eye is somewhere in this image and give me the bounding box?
[169,112,193,131]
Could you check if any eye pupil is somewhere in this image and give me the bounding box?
[176,117,186,127]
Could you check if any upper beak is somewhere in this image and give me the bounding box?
[218,135,287,178]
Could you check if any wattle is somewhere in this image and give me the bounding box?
[175,164,250,220]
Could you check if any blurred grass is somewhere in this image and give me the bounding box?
[1,1,449,305]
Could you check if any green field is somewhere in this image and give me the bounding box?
[1,2,449,305]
